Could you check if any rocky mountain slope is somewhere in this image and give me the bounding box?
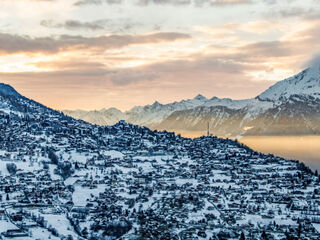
[1,83,320,239]
[64,65,320,136]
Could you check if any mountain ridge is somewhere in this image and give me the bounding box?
[63,65,320,136]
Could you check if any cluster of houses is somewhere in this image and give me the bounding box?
[0,96,320,239]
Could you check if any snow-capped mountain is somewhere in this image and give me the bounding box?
[64,94,211,127]
[157,65,320,136]
[258,65,320,101]
[64,95,255,128]
[64,64,320,136]
[64,107,125,126]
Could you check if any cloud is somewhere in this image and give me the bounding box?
[74,0,252,6]
[241,41,293,58]
[145,56,249,73]
[74,0,122,6]
[9,17,320,110]
[0,56,272,110]
[41,18,143,33]
[108,70,158,85]
[265,7,318,19]
[0,32,191,54]
[302,54,320,69]
[40,19,110,31]
[136,0,192,6]
[27,60,158,86]
[202,0,252,6]
[30,60,107,70]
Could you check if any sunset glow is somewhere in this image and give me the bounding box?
[1,0,320,110]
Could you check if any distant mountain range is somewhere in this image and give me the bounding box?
[64,65,320,136]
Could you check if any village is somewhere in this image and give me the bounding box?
[0,92,320,240]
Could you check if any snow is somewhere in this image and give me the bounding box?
[203,97,253,110]
[63,65,320,139]
[313,223,320,233]
[243,98,274,120]
[0,160,43,177]
[103,150,124,159]
[63,93,215,126]
[259,65,320,101]
[41,213,78,239]
[1,81,320,239]
[0,219,19,232]
[29,227,60,240]
[237,214,297,226]
[72,184,106,206]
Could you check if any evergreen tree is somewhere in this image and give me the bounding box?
[48,150,59,165]
[6,163,17,175]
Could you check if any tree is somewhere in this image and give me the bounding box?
[6,163,17,175]
[43,162,49,170]
[48,150,59,165]
[81,227,88,237]
[66,235,73,240]
[240,232,245,240]
[75,162,79,169]
[261,231,267,240]
[55,161,74,179]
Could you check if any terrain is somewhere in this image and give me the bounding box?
[0,83,320,239]
[64,65,320,136]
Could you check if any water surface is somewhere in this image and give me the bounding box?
[178,131,320,171]
[239,136,320,171]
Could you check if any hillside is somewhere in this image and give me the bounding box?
[0,83,320,239]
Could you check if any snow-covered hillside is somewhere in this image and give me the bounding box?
[0,83,20,97]
[0,83,320,240]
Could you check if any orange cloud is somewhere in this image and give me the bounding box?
[0,32,191,55]
[1,17,320,111]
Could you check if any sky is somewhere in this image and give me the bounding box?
[0,0,320,111]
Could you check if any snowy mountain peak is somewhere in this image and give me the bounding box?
[63,65,320,135]
[258,66,320,101]
[193,94,207,101]
[101,107,123,114]
[0,83,20,97]
[151,101,161,107]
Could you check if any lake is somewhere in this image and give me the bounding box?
[239,136,320,171]
[177,131,320,171]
